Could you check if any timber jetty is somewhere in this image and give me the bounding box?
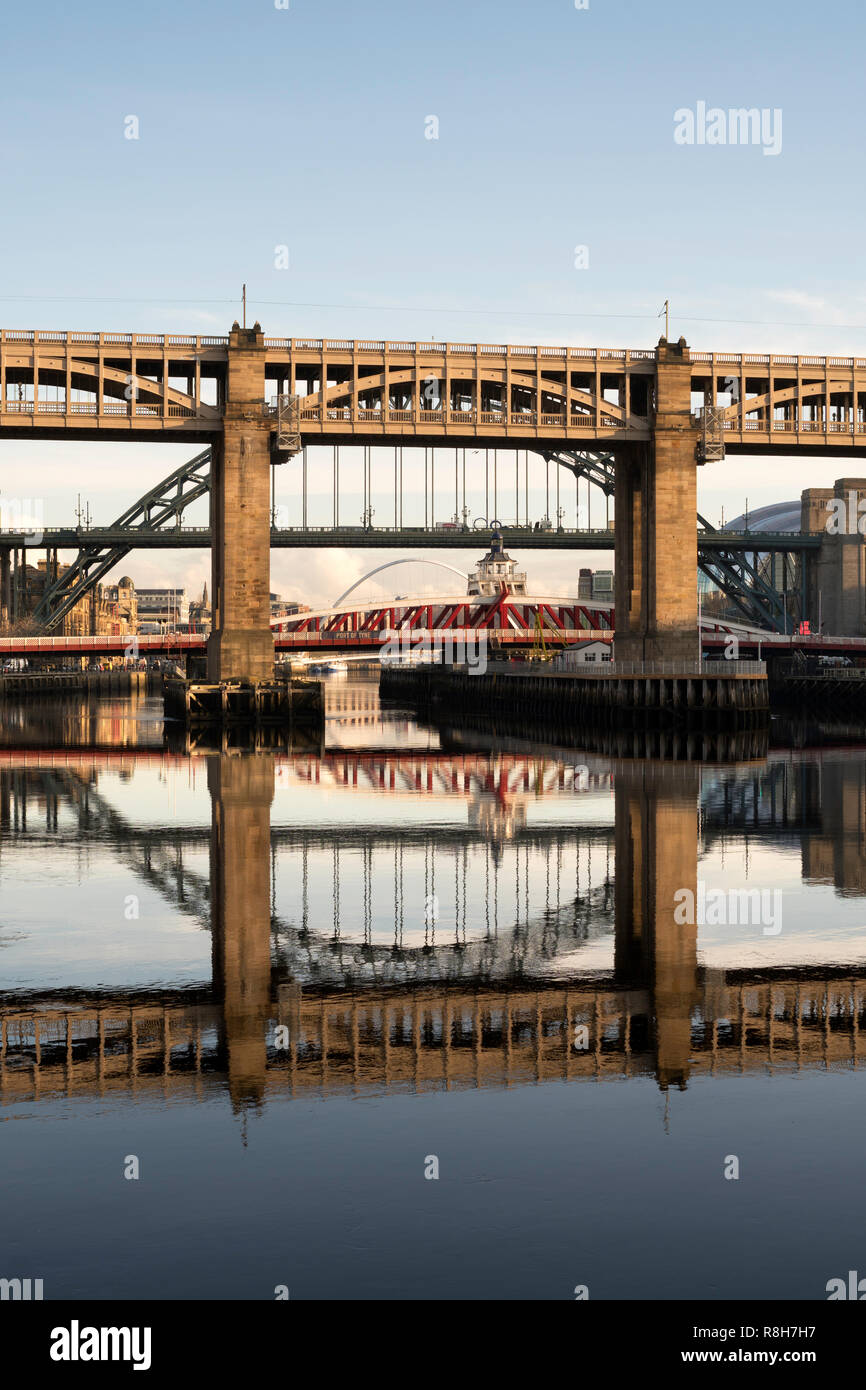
[164,675,324,729]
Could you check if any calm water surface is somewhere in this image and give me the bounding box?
[1,676,865,1299]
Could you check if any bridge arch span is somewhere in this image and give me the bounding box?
[333,558,469,607]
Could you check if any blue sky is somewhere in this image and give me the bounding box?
[1,0,864,604]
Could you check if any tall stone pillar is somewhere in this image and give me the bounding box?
[802,478,866,636]
[615,339,700,663]
[0,548,10,625]
[207,322,275,683]
[614,761,700,1090]
[209,753,275,1111]
[613,453,646,657]
[12,548,20,623]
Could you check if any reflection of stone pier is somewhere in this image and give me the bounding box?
[802,758,866,895]
[209,753,275,1111]
[195,747,704,1096]
[12,726,866,1107]
[615,764,700,1089]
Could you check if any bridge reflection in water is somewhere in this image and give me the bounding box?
[3,700,866,1114]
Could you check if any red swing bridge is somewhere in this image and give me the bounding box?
[0,592,614,661]
[272,589,613,651]
[3,599,866,662]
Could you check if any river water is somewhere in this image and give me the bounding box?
[1,674,865,1300]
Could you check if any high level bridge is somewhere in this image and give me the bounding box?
[3,325,865,672]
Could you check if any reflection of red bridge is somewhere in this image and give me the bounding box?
[0,748,611,795]
[278,751,610,797]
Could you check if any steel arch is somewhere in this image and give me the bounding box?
[34,449,212,628]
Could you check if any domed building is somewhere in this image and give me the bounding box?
[467,530,527,600]
[104,575,138,632]
[723,500,801,534]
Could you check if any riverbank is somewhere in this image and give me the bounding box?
[0,669,158,698]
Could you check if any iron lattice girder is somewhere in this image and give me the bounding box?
[51,769,212,926]
[541,449,616,496]
[697,510,801,631]
[696,405,726,464]
[698,547,793,631]
[112,448,211,529]
[34,449,212,628]
[542,464,793,631]
[28,438,801,637]
[273,394,301,456]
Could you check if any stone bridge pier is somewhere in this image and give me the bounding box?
[615,339,701,664]
[207,322,275,684]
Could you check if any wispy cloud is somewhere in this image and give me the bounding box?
[763,289,831,314]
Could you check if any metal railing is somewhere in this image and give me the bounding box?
[1,399,203,418]
[566,660,767,677]
[776,663,866,679]
[5,332,866,371]
[282,407,630,430]
[0,633,197,649]
[714,416,866,434]
[0,331,229,348]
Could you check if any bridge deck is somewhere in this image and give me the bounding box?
[0,526,820,551]
[4,330,866,451]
